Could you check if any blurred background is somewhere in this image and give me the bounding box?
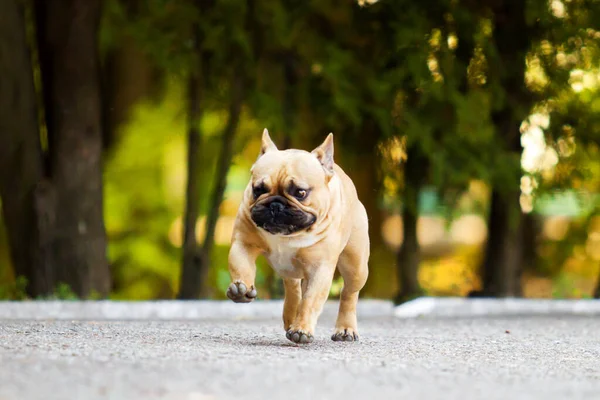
[0,0,599,302]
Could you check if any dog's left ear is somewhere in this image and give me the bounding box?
[311,133,334,174]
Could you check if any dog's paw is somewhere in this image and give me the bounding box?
[331,327,359,342]
[286,328,314,344]
[226,281,257,303]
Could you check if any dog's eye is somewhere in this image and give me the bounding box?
[253,184,268,199]
[293,188,308,200]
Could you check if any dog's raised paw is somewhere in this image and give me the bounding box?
[226,281,257,303]
[331,328,359,342]
[286,329,314,344]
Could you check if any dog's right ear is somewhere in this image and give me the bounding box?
[259,128,278,156]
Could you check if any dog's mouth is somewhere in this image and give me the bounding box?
[259,222,306,236]
[250,196,316,235]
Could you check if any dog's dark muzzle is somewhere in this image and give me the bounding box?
[251,196,316,235]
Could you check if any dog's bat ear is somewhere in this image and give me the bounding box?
[260,128,278,156]
[311,133,334,174]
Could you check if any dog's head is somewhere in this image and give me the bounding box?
[246,129,335,236]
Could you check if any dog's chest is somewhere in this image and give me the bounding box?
[266,246,298,276]
[262,234,318,279]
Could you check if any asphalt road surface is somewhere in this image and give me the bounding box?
[1,314,599,400]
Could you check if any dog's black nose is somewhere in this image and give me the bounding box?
[270,201,285,214]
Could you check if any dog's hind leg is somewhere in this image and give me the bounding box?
[285,262,336,344]
[332,207,369,342]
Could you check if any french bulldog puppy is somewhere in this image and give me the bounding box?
[226,129,369,344]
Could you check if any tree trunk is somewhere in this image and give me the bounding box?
[36,0,110,297]
[177,19,204,300]
[178,72,244,300]
[197,72,245,298]
[475,110,525,298]
[472,0,532,298]
[477,188,523,297]
[177,65,204,300]
[472,107,525,298]
[394,147,426,304]
[521,212,537,272]
[0,0,54,296]
[479,190,503,294]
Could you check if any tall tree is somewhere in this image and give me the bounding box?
[463,0,600,297]
[195,69,245,298]
[356,0,484,301]
[178,0,251,298]
[178,51,247,300]
[35,0,111,297]
[178,25,205,300]
[478,0,537,297]
[0,0,53,296]
[0,0,110,297]
[395,147,428,302]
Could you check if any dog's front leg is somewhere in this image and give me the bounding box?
[282,279,302,331]
[286,264,336,344]
[226,239,261,303]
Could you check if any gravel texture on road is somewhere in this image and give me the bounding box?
[1,313,599,400]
